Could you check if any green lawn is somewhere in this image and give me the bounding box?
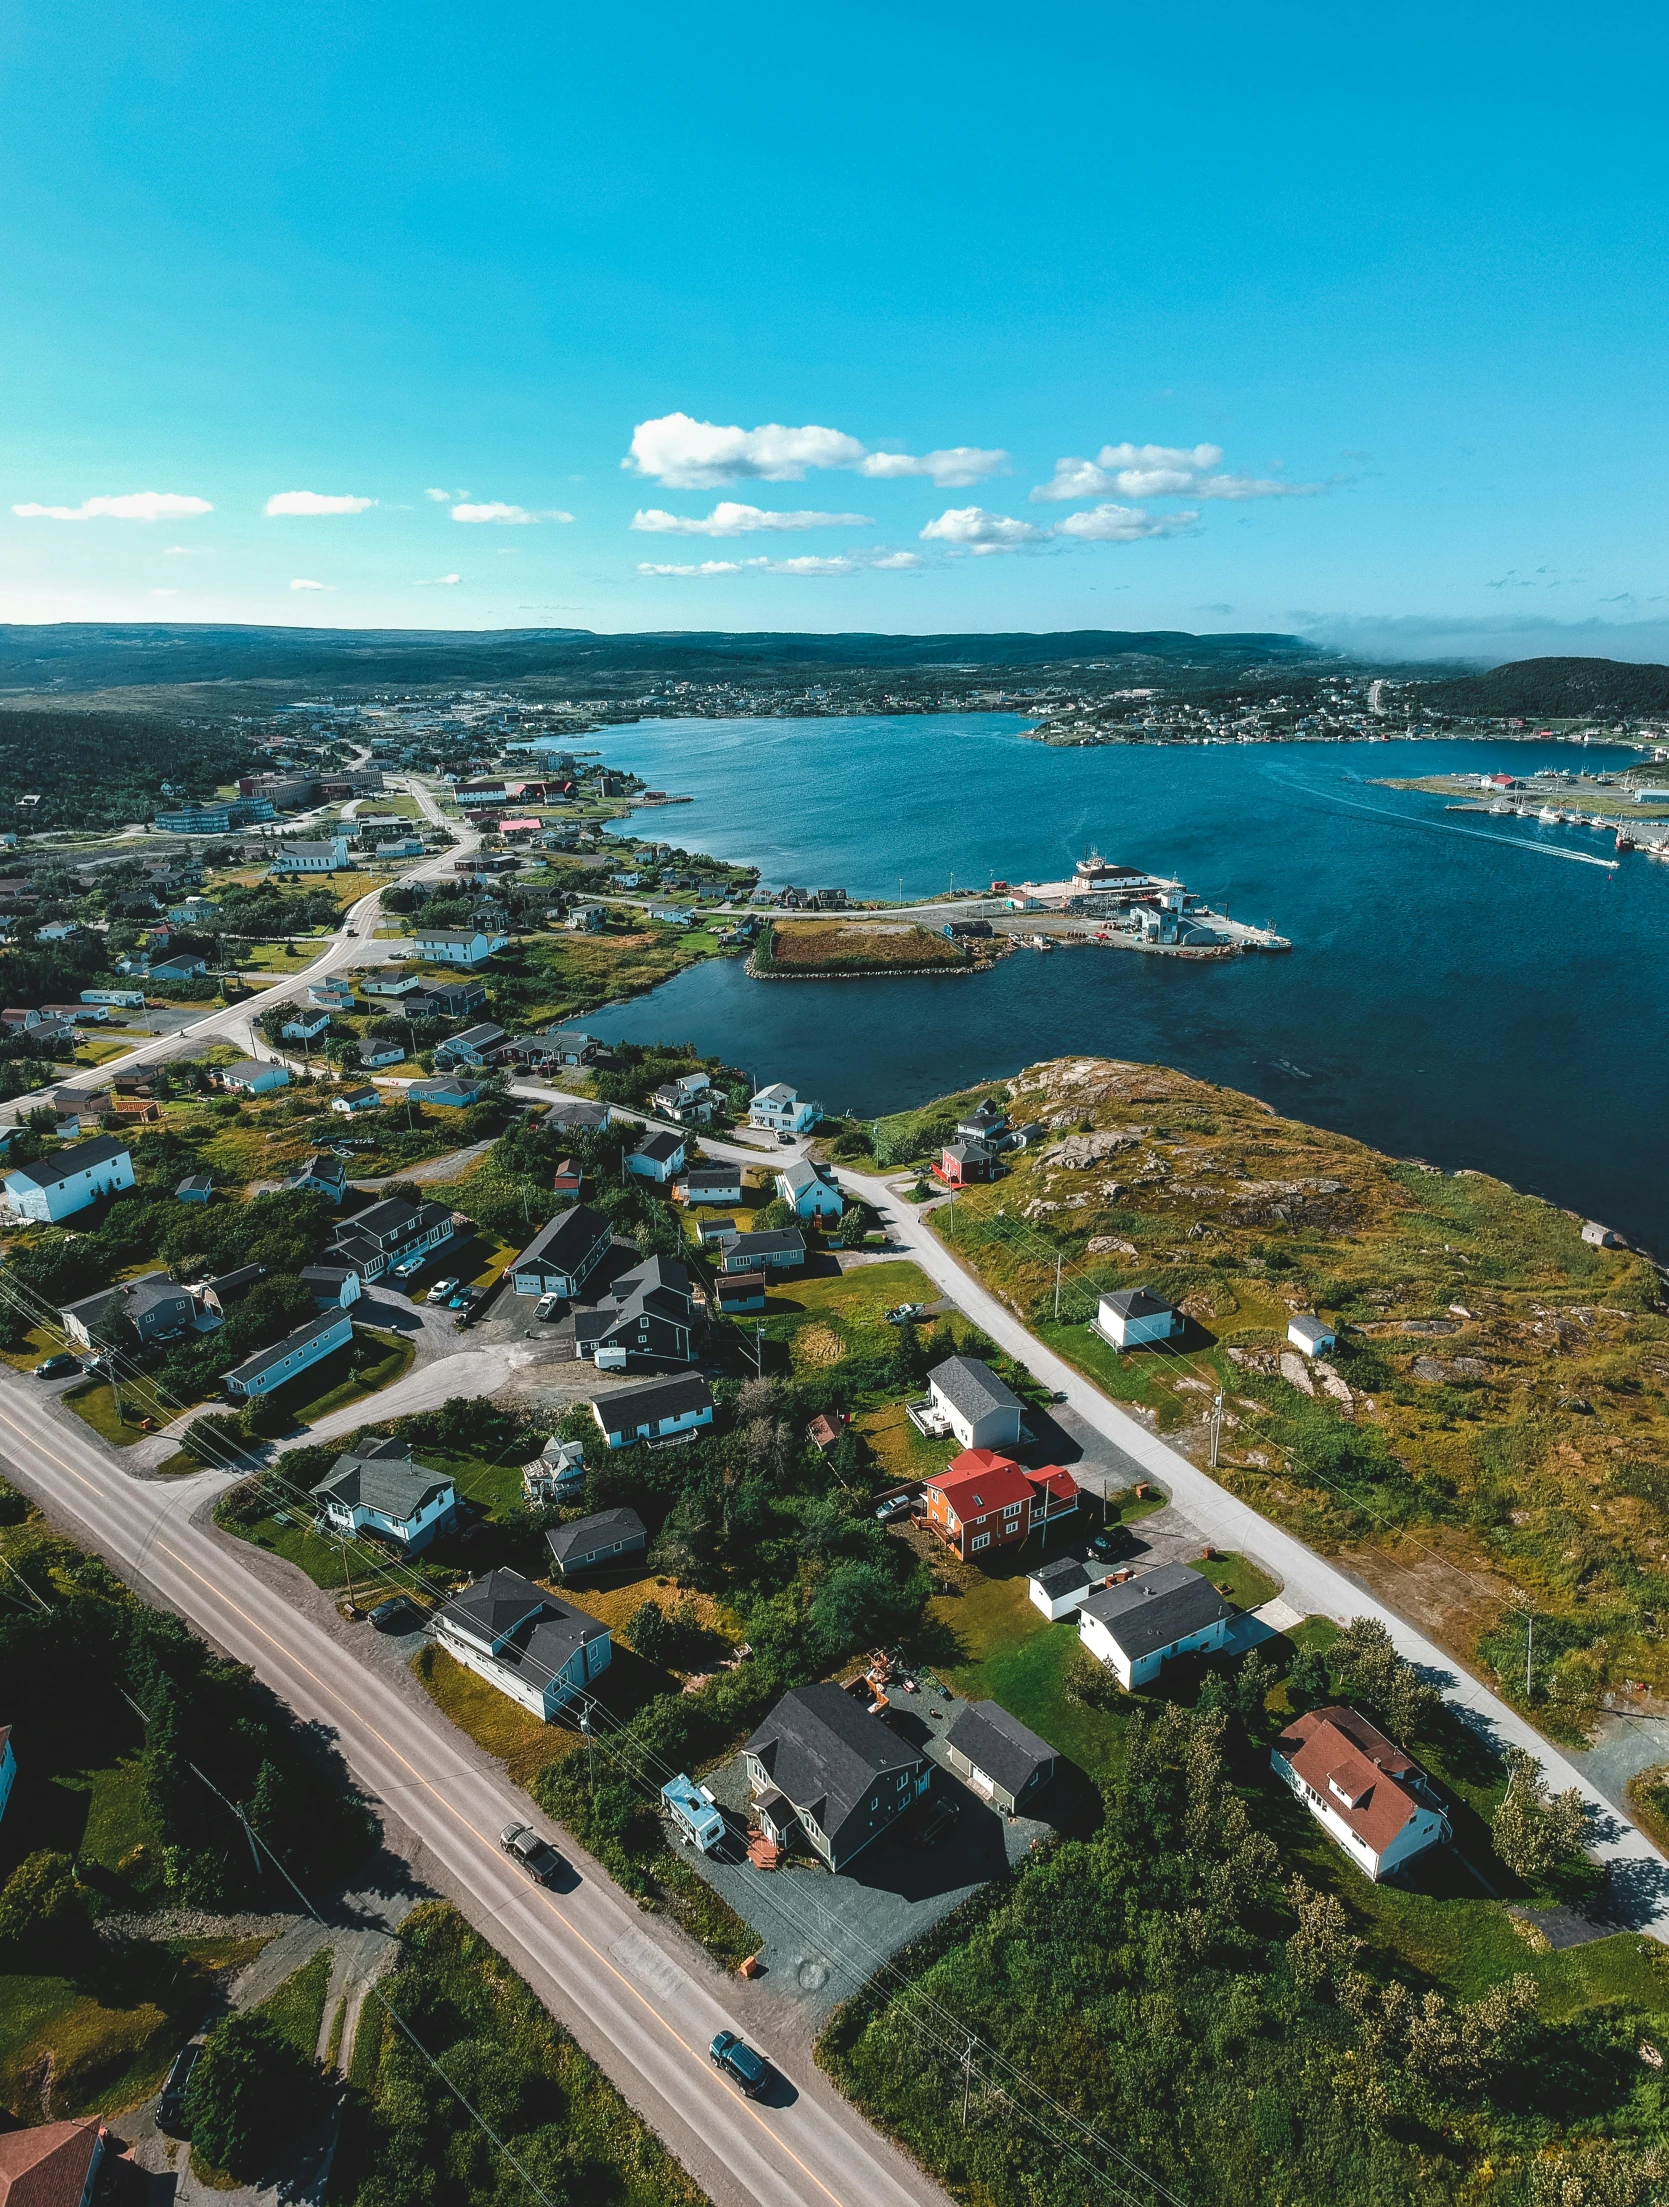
[287,1329,415,1428]
[62,1374,176,1448]
[255,1948,332,2059]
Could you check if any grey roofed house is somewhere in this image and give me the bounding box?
[630,1128,684,1165]
[744,1682,929,1871]
[61,1270,195,1347]
[574,1253,697,1365]
[542,1095,610,1133]
[930,1354,1022,1424]
[288,1152,347,1195]
[435,1021,507,1064]
[222,1307,353,1394]
[1079,1562,1234,1663]
[510,1203,614,1294]
[683,1167,739,1196]
[436,1565,608,1677]
[719,1226,806,1270]
[1100,1286,1176,1324]
[409,1076,482,1108]
[545,1507,647,1576]
[300,1262,360,1307]
[943,1699,1057,1810]
[592,1371,714,1444]
[175,1172,213,1201]
[312,1441,453,1525]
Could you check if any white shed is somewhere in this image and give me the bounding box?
[1096,1287,1182,1349]
[1287,1313,1336,1355]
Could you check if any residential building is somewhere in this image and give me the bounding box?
[80,989,145,1009]
[591,1372,714,1450]
[715,1270,766,1314]
[521,1435,585,1504]
[924,1450,1034,1560]
[300,1263,362,1309]
[286,1153,348,1201]
[434,1021,507,1068]
[543,1095,611,1135]
[357,1041,405,1070]
[220,1059,290,1095]
[280,1009,331,1041]
[1026,1463,1081,1528]
[955,1099,1010,1146]
[431,1568,611,1720]
[718,1227,805,1273]
[679,1165,743,1206]
[174,1169,215,1204]
[0,1726,12,1827]
[652,1071,713,1124]
[223,1309,354,1398]
[943,1700,1056,1813]
[935,1139,994,1187]
[574,1254,698,1368]
[1077,1563,1234,1689]
[414,928,508,966]
[743,1683,931,1872]
[330,1084,380,1114]
[508,1205,614,1298]
[406,978,487,1019]
[3,1136,133,1224]
[1287,1313,1337,1355]
[1271,1705,1451,1882]
[1095,1287,1183,1350]
[748,1081,821,1134]
[775,1158,844,1221]
[926,1355,1024,1452]
[61,1273,195,1350]
[1028,1556,1098,1620]
[409,1075,484,1109]
[307,984,355,1015]
[370,835,425,859]
[697,1214,737,1243]
[363,974,425,999]
[625,1128,686,1184]
[311,1439,457,1551]
[550,1157,581,1194]
[272,835,350,874]
[147,956,208,984]
[544,1026,599,1065]
[0,2118,108,2207]
[328,1195,454,1281]
[565,904,608,931]
[546,1507,647,1578]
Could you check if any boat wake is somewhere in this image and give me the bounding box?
[1277,775,1622,870]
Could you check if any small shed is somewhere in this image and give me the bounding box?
[1028,1556,1096,1621]
[943,1699,1057,1812]
[1287,1313,1336,1355]
[1096,1287,1182,1349]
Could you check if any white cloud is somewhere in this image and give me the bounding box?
[425,486,468,502]
[11,491,212,522]
[150,588,179,597]
[624,412,866,488]
[1031,441,1324,503]
[451,501,574,525]
[631,501,874,537]
[858,447,1008,487]
[919,506,1049,554]
[415,573,462,586]
[1053,503,1195,542]
[289,577,329,591]
[265,491,376,516]
[638,548,922,578]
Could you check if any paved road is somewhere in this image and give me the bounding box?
[1,779,473,1123]
[0,1375,951,2207]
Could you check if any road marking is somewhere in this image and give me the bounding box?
[0,1396,859,2207]
[610,1928,690,2000]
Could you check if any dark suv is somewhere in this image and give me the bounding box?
[500,1822,563,1885]
[157,2041,200,2134]
[710,2030,771,2097]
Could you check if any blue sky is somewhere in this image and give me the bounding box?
[3,1,1667,655]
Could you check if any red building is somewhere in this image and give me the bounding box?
[924,1449,1034,1560]
[932,1139,994,1188]
[1026,1464,1081,1527]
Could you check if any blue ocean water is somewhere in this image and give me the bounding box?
[539,718,1669,1249]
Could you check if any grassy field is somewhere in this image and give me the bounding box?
[61,1373,176,1447]
[763,920,969,973]
[254,1948,332,2059]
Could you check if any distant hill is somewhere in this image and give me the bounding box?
[0,621,1323,695]
[1418,655,1669,718]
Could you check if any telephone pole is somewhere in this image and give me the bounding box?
[1209,1390,1224,1469]
[961,2037,975,2125]
[1053,1253,1062,1323]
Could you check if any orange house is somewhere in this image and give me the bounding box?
[924,1449,1034,1560]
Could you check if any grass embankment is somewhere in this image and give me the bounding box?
[485,925,733,1029]
[912,1054,1669,1729]
[255,1948,333,2058]
[757,919,971,974]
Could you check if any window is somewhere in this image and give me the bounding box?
[971,1532,991,1553]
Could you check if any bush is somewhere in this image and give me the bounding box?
[184,2009,327,2180]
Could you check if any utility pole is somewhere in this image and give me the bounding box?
[961,2037,975,2126]
[1210,1390,1224,1469]
[581,1710,594,1792]
[1525,1607,1534,1700]
[1053,1252,1062,1323]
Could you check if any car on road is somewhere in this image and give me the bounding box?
[32,1353,79,1379]
[534,1291,563,1321]
[709,2030,771,2097]
[426,1276,460,1304]
[1050,1389,1070,1403]
[157,2041,200,2134]
[500,1822,563,1885]
[775,1131,794,1146]
[884,1303,925,1325]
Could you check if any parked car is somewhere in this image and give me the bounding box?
[448,1285,479,1310]
[709,2029,771,2097]
[1090,1524,1134,1561]
[775,1131,794,1146]
[369,1595,416,1633]
[884,1303,924,1325]
[390,1253,424,1283]
[33,1353,79,1379]
[1050,1389,1069,1403]
[157,2041,200,2134]
[426,1276,460,1304]
[910,1796,960,1851]
[874,1492,914,1523]
[499,1822,563,1886]
[534,1291,563,1321]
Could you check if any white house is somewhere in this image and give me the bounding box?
[281,1009,331,1041]
[926,1355,1023,1452]
[748,1082,821,1134]
[1095,1287,1182,1350]
[431,1568,611,1719]
[1028,1556,1098,1621]
[591,1372,714,1450]
[1287,1313,1337,1356]
[509,1204,614,1298]
[357,1041,405,1070]
[330,1084,380,1114]
[521,1435,586,1504]
[1271,1705,1451,1882]
[625,1128,686,1183]
[220,1059,290,1096]
[223,1309,354,1398]
[0,1726,14,1827]
[273,835,350,873]
[414,928,508,966]
[1077,1563,1233,1688]
[565,905,608,932]
[679,1164,743,1206]
[3,1136,133,1224]
[311,1440,456,1551]
[775,1158,844,1222]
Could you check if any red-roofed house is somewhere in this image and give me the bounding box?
[0,2120,107,2207]
[1025,1464,1081,1527]
[1271,1705,1450,1881]
[924,1449,1033,1560]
